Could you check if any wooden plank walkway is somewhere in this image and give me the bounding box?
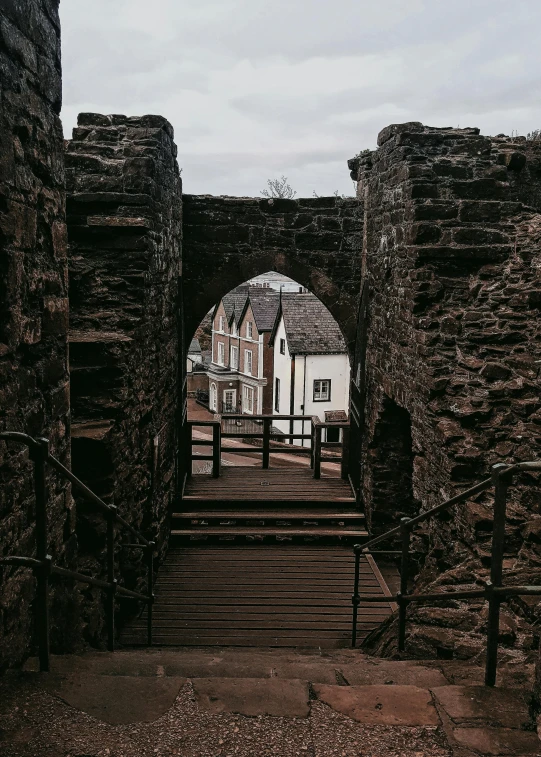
[121,546,395,649]
[183,467,357,504]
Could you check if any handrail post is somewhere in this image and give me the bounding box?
[398,517,412,652]
[310,419,315,469]
[351,545,362,647]
[262,417,271,469]
[30,437,51,673]
[212,422,221,478]
[186,421,193,479]
[341,425,350,481]
[313,424,322,479]
[485,464,510,686]
[106,505,117,652]
[147,541,155,646]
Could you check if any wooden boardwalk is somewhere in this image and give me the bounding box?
[121,466,394,649]
[121,546,395,648]
[183,467,357,503]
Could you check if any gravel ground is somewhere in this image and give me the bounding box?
[0,676,453,757]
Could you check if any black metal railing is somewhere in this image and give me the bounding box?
[184,415,350,479]
[0,431,154,672]
[351,460,541,686]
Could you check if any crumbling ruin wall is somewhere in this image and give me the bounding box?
[65,113,182,644]
[350,123,541,661]
[0,0,79,670]
[183,195,362,351]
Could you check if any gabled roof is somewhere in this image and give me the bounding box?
[241,287,280,332]
[221,284,249,322]
[270,292,347,355]
[188,338,202,356]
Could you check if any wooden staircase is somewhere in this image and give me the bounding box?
[173,467,367,543]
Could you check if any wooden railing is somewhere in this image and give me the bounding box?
[185,415,350,479]
[0,432,154,673]
[351,461,541,686]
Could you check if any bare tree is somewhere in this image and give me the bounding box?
[261,176,296,199]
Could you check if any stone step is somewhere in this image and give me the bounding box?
[17,651,540,754]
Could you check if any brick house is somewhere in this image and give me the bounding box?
[207,286,280,415]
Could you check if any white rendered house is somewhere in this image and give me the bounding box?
[269,292,350,447]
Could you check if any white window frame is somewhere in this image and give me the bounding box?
[242,384,254,414]
[209,382,217,411]
[313,379,331,402]
[217,341,225,366]
[219,316,225,332]
[244,349,253,375]
[246,321,253,339]
[231,320,237,336]
[280,338,286,355]
[274,377,280,412]
[230,345,239,370]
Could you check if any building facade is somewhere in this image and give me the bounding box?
[270,293,350,447]
[207,286,280,415]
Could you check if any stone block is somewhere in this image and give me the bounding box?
[313,684,440,725]
[193,677,310,718]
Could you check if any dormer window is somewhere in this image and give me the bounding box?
[218,316,225,333]
[231,320,237,336]
[246,321,253,339]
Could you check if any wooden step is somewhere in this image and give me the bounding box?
[173,510,363,520]
[171,527,368,538]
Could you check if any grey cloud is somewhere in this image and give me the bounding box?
[60,0,541,197]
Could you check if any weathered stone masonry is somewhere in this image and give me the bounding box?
[183,195,363,351]
[65,113,182,643]
[0,0,77,670]
[350,124,541,659]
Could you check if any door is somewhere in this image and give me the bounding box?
[223,389,236,413]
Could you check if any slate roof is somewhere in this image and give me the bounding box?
[278,292,347,355]
[246,287,280,332]
[188,338,202,356]
[222,284,249,321]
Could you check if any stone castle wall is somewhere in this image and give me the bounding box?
[0,0,78,670]
[183,195,363,351]
[350,124,541,659]
[65,114,182,644]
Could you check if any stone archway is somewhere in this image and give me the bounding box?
[182,194,363,354]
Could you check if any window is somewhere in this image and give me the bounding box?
[279,338,286,355]
[230,345,238,369]
[242,385,254,414]
[244,349,253,375]
[246,321,253,339]
[217,342,225,365]
[209,382,217,411]
[274,377,280,412]
[231,320,237,336]
[313,379,331,402]
[219,316,225,332]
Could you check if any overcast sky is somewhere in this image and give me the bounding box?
[60,1,541,198]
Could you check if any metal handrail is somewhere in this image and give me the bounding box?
[0,431,155,672]
[351,461,541,686]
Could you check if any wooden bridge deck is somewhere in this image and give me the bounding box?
[121,467,393,649]
[183,467,357,504]
[122,546,395,648]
